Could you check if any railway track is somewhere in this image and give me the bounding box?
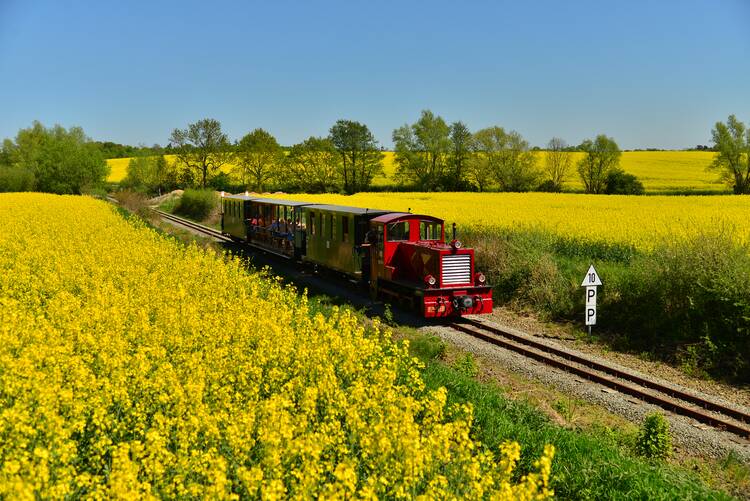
[152,209,233,243]
[450,318,750,439]
[151,208,750,440]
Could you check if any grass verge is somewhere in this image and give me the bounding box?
[403,328,744,500]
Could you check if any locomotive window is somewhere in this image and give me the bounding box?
[342,216,349,243]
[420,221,441,240]
[386,221,410,241]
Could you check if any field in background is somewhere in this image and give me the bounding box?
[107,151,724,193]
[277,192,750,250]
[373,151,723,193]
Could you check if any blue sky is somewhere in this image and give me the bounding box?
[1,0,748,149]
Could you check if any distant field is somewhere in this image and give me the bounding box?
[276,192,750,250]
[372,151,723,193]
[107,151,724,193]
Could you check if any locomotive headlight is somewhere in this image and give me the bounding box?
[451,239,463,249]
[424,274,437,287]
[475,272,486,284]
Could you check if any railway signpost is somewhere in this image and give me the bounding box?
[581,264,602,334]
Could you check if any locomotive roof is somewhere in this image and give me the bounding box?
[304,204,392,215]
[370,213,444,224]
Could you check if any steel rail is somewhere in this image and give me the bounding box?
[450,320,750,439]
[152,209,233,243]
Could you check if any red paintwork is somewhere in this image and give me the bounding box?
[370,213,493,318]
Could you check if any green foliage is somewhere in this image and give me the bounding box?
[234,128,284,191]
[392,110,452,191]
[174,189,218,221]
[577,134,621,194]
[328,120,383,194]
[170,118,232,188]
[636,412,672,460]
[1,121,108,194]
[447,121,474,190]
[451,352,479,378]
[93,141,161,159]
[472,126,540,192]
[464,225,750,381]
[381,304,395,327]
[0,165,35,192]
[411,345,730,499]
[122,155,179,194]
[605,169,645,194]
[544,137,573,191]
[612,228,750,380]
[408,334,446,361]
[709,114,750,194]
[285,136,342,193]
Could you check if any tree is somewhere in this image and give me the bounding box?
[576,134,621,194]
[448,121,473,190]
[329,120,383,194]
[709,115,750,194]
[3,121,108,194]
[122,154,178,194]
[285,137,341,192]
[392,110,451,190]
[544,137,573,191]
[234,128,284,192]
[605,169,644,195]
[473,126,539,192]
[169,118,231,188]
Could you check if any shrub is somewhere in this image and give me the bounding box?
[175,188,218,221]
[605,169,645,195]
[536,179,562,192]
[0,165,35,192]
[113,189,152,219]
[636,412,672,460]
[451,353,479,378]
[612,229,750,380]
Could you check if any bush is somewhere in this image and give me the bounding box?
[636,412,672,460]
[465,224,750,382]
[451,353,479,378]
[0,165,35,192]
[605,169,645,195]
[175,189,218,221]
[611,229,750,380]
[536,179,562,193]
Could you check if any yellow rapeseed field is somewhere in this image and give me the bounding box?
[0,193,554,499]
[277,192,750,250]
[107,151,722,193]
[373,151,722,192]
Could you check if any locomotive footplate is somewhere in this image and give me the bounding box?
[378,278,493,318]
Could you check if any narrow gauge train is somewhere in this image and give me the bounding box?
[220,194,492,318]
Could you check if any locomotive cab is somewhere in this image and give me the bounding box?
[368,213,493,318]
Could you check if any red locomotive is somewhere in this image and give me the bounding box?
[365,213,493,318]
[221,195,493,318]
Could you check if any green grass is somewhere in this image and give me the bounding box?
[407,332,735,500]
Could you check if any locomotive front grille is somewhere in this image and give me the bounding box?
[441,254,471,285]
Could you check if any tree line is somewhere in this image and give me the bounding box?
[1,113,749,195]
[127,113,641,195]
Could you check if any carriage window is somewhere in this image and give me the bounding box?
[420,221,441,240]
[342,216,349,242]
[310,212,316,236]
[328,214,333,239]
[387,221,410,241]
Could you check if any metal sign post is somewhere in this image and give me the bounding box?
[581,264,602,336]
